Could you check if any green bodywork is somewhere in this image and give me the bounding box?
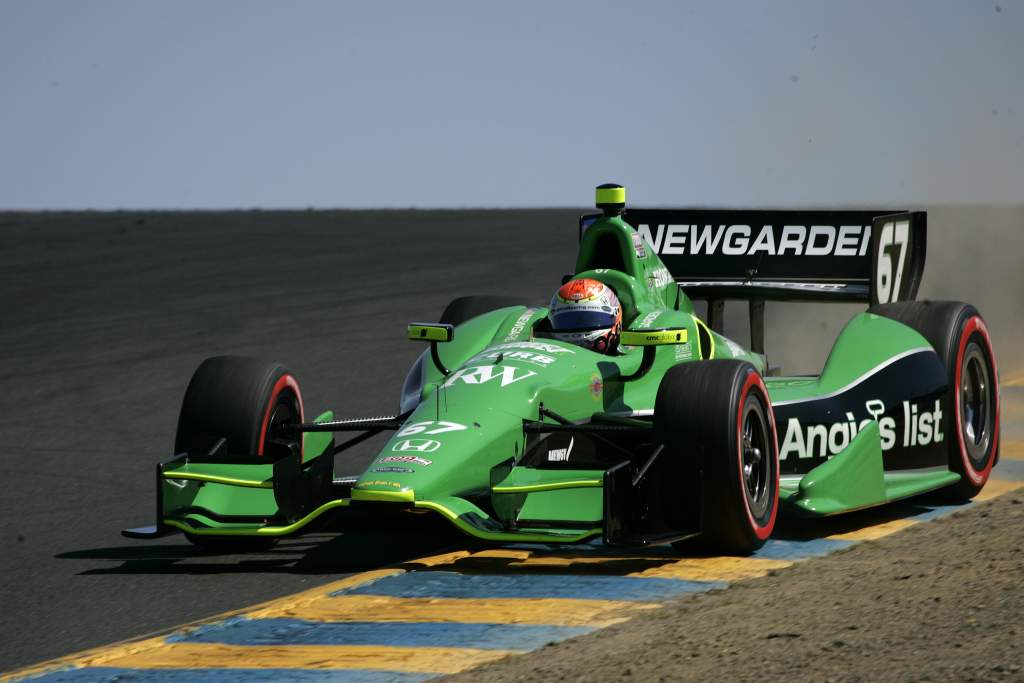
[157,214,959,543]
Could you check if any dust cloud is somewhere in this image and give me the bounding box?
[717,206,1023,379]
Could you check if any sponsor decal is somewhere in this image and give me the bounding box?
[635,223,872,258]
[504,308,538,342]
[589,373,603,399]
[631,232,647,259]
[356,480,402,489]
[441,364,537,389]
[392,438,442,453]
[674,342,694,361]
[165,478,188,489]
[558,278,606,303]
[471,349,556,366]
[720,335,745,358]
[636,311,661,329]
[374,466,414,474]
[780,398,944,461]
[547,436,575,462]
[397,420,467,437]
[487,341,574,355]
[379,455,433,466]
[646,266,673,291]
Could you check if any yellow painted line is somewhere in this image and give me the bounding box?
[2,569,404,682]
[1001,440,1024,459]
[1001,369,1024,387]
[1,637,170,682]
[89,643,517,674]
[631,556,794,582]
[403,547,793,581]
[246,595,659,627]
[460,549,532,561]
[404,546,793,582]
[1002,398,1024,419]
[507,555,668,571]
[403,549,477,567]
[974,478,1023,502]
[826,518,919,542]
[405,548,688,575]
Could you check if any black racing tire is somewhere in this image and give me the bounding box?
[439,296,525,326]
[175,356,304,462]
[869,301,1000,499]
[655,360,779,555]
[175,356,304,552]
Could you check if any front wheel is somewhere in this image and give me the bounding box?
[174,356,305,550]
[655,360,779,555]
[175,355,304,461]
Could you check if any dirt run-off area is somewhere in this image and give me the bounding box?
[443,489,1024,683]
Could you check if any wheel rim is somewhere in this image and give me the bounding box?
[741,398,771,520]
[263,390,302,459]
[960,341,993,469]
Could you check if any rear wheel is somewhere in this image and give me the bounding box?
[870,301,999,498]
[656,360,779,554]
[175,356,305,550]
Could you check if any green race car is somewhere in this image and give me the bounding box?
[124,184,1001,554]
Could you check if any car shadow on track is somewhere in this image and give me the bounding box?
[771,492,971,541]
[54,517,474,576]
[55,493,974,577]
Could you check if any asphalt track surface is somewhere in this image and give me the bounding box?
[0,209,580,672]
[2,208,1022,677]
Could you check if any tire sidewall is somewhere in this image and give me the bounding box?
[175,356,304,461]
[255,373,304,457]
[732,370,779,542]
[950,315,999,489]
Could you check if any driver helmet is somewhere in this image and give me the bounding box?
[548,278,622,353]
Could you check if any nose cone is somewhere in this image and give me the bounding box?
[354,402,527,502]
[353,339,599,503]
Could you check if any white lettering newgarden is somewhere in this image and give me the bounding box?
[635,224,872,257]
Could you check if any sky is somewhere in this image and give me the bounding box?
[1,1,1021,209]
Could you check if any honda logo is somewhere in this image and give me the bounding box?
[392,438,442,453]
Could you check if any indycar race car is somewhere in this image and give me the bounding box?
[124,184,1000,554]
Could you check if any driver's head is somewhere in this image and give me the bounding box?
[548,278,622,354]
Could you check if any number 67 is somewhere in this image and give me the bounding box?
[876,220,909,304]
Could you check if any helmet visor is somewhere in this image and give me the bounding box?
[549,309,617,332]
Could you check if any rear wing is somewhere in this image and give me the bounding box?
[579,209,926,307]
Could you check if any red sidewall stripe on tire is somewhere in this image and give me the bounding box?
[954,316,998,485]
[736,371,779,541]
[258,374,304,457]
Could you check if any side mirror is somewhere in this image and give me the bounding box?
[407,323,455,375]
[407,323,454,343]
[619,327,688,381]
